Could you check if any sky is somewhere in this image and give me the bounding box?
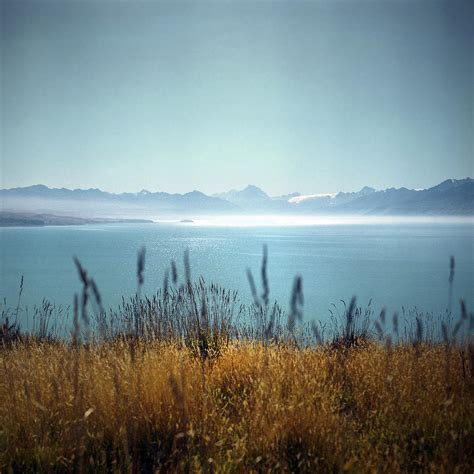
[1,0,473,196]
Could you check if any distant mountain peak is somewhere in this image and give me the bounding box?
[185,190,206,197]
[359,186,376,194]
[213,184,270,204]
[243,184,262,191]
[432,177,473,191]
[240,185,269,198]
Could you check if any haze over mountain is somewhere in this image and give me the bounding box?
[0,185,237,219]
[216,179,474,215]
[0,178,472,221]
[214,185,271,206]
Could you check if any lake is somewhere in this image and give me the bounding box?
[1,220,473,329]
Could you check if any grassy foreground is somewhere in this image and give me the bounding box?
[1,250,473,472]
[1,339,473,472]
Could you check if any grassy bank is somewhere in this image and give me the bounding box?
[1,339,473,472]
[1,248,473,472]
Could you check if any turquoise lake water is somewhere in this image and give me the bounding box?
[1,222,473,328]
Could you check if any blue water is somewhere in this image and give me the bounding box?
[1,222,473,326]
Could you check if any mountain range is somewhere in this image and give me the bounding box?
[0,178,472,219]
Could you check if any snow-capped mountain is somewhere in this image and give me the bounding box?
[1,178,472,218]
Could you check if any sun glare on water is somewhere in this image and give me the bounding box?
[154,215,474,227]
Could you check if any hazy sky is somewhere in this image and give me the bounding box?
[1,0,473,195]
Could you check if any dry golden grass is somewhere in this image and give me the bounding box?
[1,340,473,472]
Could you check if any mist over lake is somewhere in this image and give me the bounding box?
[1,220,472,329]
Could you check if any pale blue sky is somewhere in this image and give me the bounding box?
[1,0,473,195]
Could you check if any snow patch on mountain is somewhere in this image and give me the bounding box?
[289,193,337,204]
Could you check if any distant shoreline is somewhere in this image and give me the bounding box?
[2,212,474,228]
[0,212,153,227]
